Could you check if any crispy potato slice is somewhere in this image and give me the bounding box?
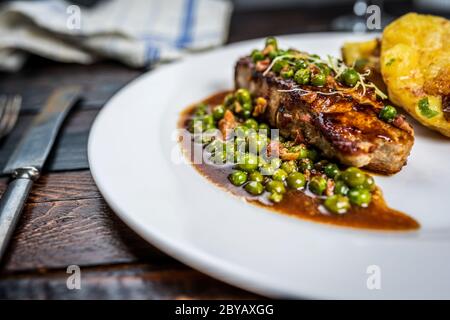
[381,13,450,137]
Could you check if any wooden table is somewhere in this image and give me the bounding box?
[0,5,359,299]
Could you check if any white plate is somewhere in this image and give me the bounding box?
[88,33,450,299]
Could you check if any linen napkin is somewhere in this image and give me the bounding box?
[0,0,233,71]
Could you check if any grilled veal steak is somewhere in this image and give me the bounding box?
[235,56,414,174]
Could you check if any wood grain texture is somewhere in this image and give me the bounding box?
[0,264,260,299]
[0,196,171,273]
[0,171,100,203]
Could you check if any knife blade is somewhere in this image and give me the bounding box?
[0,86,82,260]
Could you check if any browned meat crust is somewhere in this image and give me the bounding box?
[235,57,414,174]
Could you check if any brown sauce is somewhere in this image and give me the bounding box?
[178,91,420,231]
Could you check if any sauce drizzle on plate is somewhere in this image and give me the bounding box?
[178,91,419,231]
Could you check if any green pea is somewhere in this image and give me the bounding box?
[281,160,297,174]
[273,168,288,181]
[242,101,253,111]
[265,37,278,50]
[245,181,264,195]
[268,192,283,203]
[295,59,308,70]
[289,145,308,159]
[281,68,294,79]
[249,171,264,182]
[244,118,259,130]
[342,167,366,188]
[212,105,225,120]
[311,72,326,86]
[324,163,340,179]
[324,195,350,214]
[298,159,313,172]
[202,114,214,126]
[334,180,349,196]
[309,176,327,195]
[294,68,310,85]
[236,88,252,104]
[362,175,376,191]
[251,49,265,62]
[229,170,248,186]
[237,153,259,172]
[348,188,372,207]
[342,68,359,87]
[287,172,306,189]
[266,180,286,194]
[379,105,397,122]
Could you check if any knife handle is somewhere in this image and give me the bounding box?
[0,167,39,260]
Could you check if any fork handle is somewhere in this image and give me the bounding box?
[0,168,38,260]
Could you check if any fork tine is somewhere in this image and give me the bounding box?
[0,95,21,139]
[4,95,21,136]
[0,96,9,139]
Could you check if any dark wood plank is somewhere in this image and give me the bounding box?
[0,108,99,173]
[0,60,143,113]
[0,197,171,273]
[0,171,100,203]
[0,264,260,299]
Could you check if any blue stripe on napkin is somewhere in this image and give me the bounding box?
[176,0,196,48]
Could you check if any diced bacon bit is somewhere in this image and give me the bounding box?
[253,97,268,117]
[256,59,270,72]
[266,140,281,158]
[279,144,301,161]
[218,110,237,139]
[326,179,335,197]
[392,115,414,136]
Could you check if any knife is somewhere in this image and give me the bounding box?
[0,86,82,260]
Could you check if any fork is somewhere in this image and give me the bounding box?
[0,95,22,139]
